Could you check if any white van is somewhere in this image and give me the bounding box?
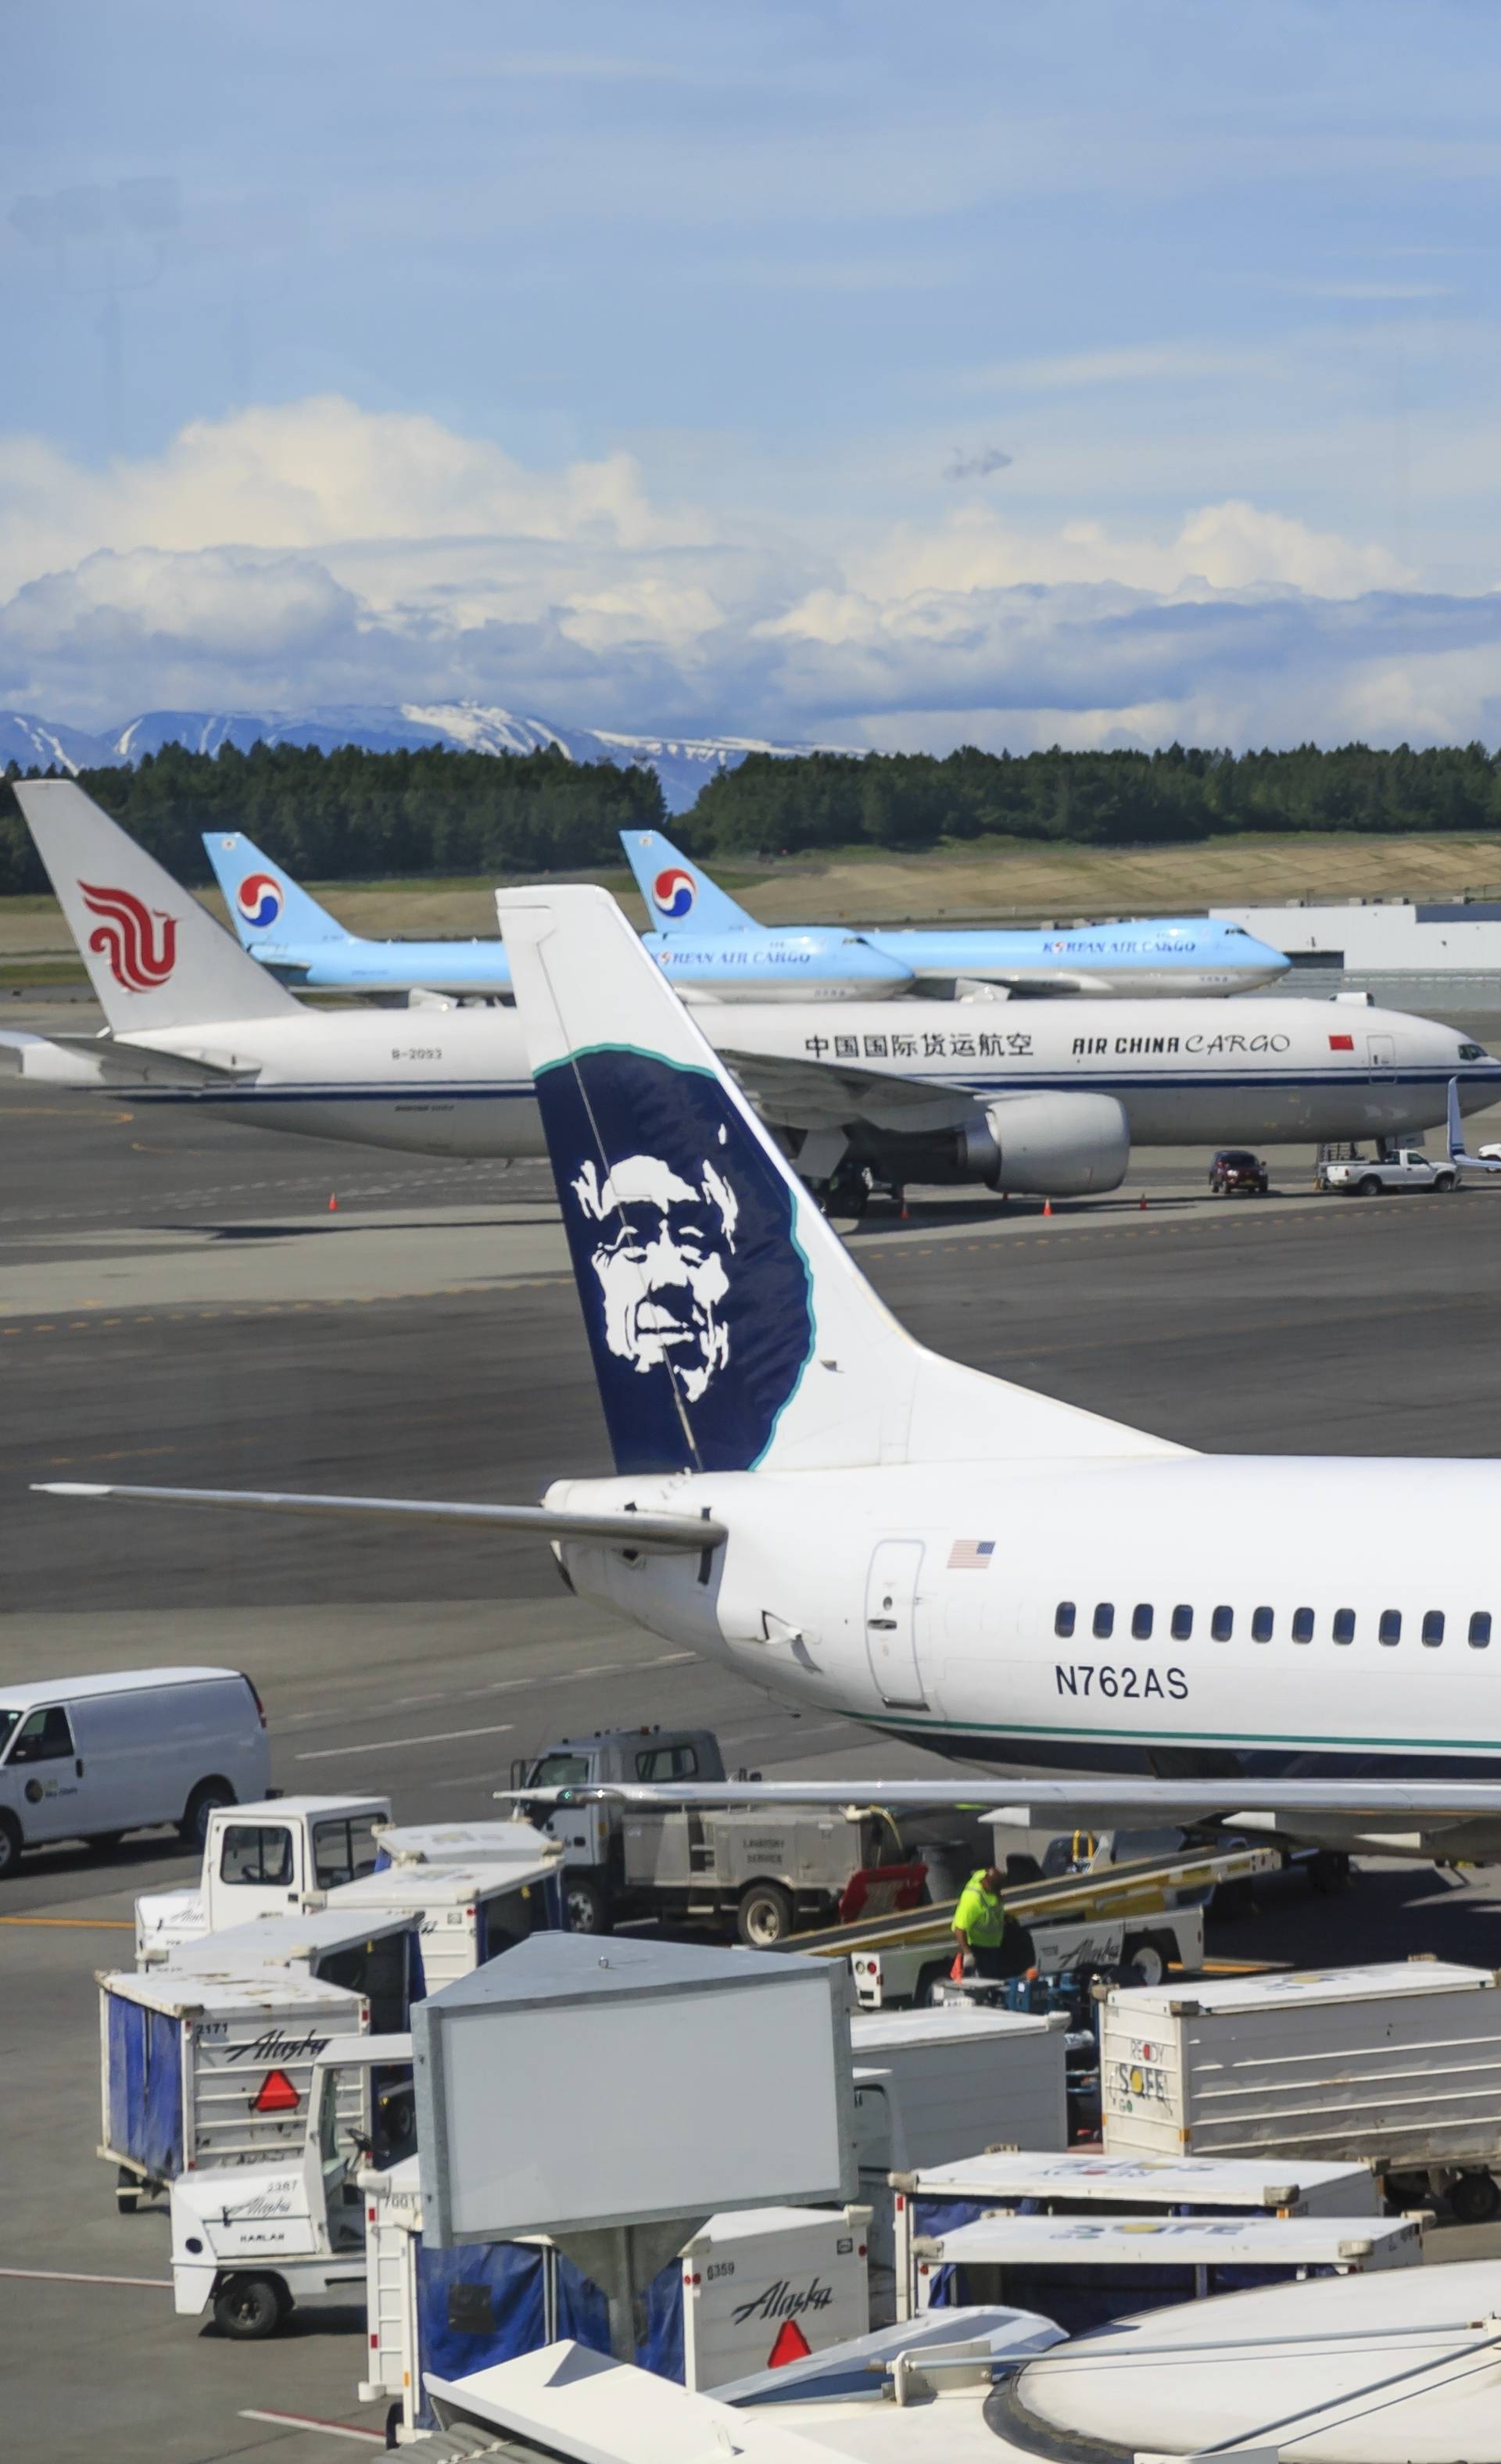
[0,1668,270,1875]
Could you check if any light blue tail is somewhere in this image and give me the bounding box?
[202,831,350,947]
[618,829,759,937]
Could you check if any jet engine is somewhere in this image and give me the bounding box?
[851,1090,1130,1197]
[964,1091,1130,1194]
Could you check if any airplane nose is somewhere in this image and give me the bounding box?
[1241,936,1291,980]
[851,940,915,986]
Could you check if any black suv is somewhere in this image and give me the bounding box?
[1209,1148,1269,1196]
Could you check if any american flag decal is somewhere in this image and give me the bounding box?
[948,1538,996,1570]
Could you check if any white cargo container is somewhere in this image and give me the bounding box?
[360,2159,869,2441]
[911,2208,1423,2328]
[162,1904,425,2034]
[373,1821,557,1868]
[850,2007,1069,2176]
[99,1964,369,2208]
[1099,1959,1501,2219]
[889,2147,1381,2322]
[850,2006,1069,2323]
[328,1857,564,1993]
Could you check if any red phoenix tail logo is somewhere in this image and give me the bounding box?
[78,882,178,991]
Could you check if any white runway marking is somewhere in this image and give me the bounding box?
[296,1720,514,1760]
[0,2264,170,2289]
[239,2409,383,2445]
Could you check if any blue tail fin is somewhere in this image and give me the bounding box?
[202,832,350,947]
[496,885,1184,1479]
[618,829,759,937]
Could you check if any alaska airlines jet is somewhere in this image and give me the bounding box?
[46,881,1501,1862]
[622,829,1292,997]
[8,786,1495,1199]
[202,830,911,1004]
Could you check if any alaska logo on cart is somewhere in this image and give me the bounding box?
[730,2275,835,2327]
[222,2028,331,2066]
[538,1047,815,1476]
[79,883,177,991]
[216,2184,298,2222]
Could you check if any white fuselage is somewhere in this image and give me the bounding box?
[48,998,1499,1159]
[546,1452,1501,1787]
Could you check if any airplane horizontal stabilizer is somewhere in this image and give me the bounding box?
[34,1482,724,1554]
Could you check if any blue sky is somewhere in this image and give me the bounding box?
[4,0,1501,749]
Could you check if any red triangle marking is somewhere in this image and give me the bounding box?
[253,2067,300,2114]
[767,2317,812,2369]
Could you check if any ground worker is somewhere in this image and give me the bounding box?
[951,1864,1037,1981]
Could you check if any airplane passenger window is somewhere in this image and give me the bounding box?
[1422,1611,1445,1648]
[1171,1605,1192,1641]
[1378,1610,1402,1646]
[1470,1612,1492,1649]
[1291,1607,1314,1643]
[1210,1606,1233,1642]
[1252,1607,1274,1642]
[1132,1604,1153,1640]
[1093,1603,1115,1639]
[1055,1602,1076,1638]
[1333,1608,1356,1645]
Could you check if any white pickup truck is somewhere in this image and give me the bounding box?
[1318,1148,1457,1196]
[134,1795,392,1964]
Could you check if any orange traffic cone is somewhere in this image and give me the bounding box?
[327,1193,339,1212]
[1139,1194,1148,1210]
[1042,1199,1052,1217]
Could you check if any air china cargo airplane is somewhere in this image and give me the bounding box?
[202,828,911,1002]
[621,829,1293,998]
[7,786,1495,1203]
[44,881,1501,1864]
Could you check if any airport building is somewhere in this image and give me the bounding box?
[1214,897,1501,990]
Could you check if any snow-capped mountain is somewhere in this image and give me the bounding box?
[1,702,827,813]
[0,713,125,776]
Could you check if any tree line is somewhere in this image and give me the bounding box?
[0,739,666,898]
[690,740,1501,851]
[4,735,1501,900]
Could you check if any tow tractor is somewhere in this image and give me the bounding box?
[170,2032,415,2338]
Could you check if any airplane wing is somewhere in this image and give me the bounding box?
[718,1046,980,1135]
[1448,1074,1501,1174]
[493,1774,1501,1829]
[33,1481,725,1555]
[46,1035,260,1086]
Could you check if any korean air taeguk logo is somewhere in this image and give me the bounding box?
[652,866,696,919]
[236,872,284,929]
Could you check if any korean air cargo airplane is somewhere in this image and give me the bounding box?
[202,829,911,1003]
[622,829,1292,997]
[47,879,1501,1863]
[6,786,1495,1201]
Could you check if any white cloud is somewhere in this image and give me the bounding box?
[2,394,1500,756]
[839,498,1410,607]
[0,396,692,602]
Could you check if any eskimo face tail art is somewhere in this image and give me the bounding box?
[536,1045,814,1476]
